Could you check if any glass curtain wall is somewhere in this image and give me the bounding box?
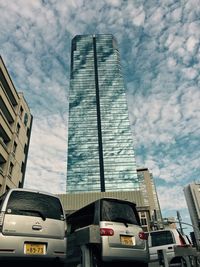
[67,34,139,193]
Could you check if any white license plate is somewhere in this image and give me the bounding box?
[24,243,46,255]
[120,235,135,246]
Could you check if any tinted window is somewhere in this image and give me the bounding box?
[67,203,95,233]
[101,200,139,225]
[6,191,64,221]
[151,231,174,247]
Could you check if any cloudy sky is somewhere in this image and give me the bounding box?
[1,0,199,232]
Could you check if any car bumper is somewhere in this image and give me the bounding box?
[102,246,149,262]
[0,234,66,261]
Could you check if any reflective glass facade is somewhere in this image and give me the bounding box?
[67,34,139,193]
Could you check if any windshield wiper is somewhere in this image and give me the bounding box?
[18,209,46,221]
[113,217,133,227]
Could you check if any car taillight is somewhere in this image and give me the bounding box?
[100,228,114,236]
[0,212,5,232]
[139,231,148,240]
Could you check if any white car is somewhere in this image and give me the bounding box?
[0,188,66,266]
[147,228,192,265]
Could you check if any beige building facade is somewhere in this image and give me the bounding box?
[184,182,200,248]
[0,56,32,195]
[58,190,145,214]
[137,168,163,230]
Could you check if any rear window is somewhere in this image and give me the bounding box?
[101,200,139,225]
[150,231,174,247]
[6,191,64,221]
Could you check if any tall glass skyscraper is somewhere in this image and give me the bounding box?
[67,34,139,193]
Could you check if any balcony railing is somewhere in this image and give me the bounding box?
[0,137,7,150]
[0,167,4,175]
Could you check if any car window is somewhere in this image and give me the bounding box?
[101,199,139,225]
[67,202,95,233]
[6,191,64,221]
[150,231,174,247]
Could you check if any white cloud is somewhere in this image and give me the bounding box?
[24,114,67,194]
[104,0,121,7]
[182,67,198,79]
[170,7,182,22]
[186,36,198,53]
[130,6,145,26]
[167,57,177,68]
[1,0,199,227]
[158,185,187,210]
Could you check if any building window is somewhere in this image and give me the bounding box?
[24,144,27,154]
[24,113,28,126]
[16,123,20,135]
[18,181,23,188]
[13,142,17,154]
[142,226,148,232]
[6,185,10,191]
[26,127,30,137]
[19,106,24,119]
[9,162,14,175]
[141,218,147,226]
[21,162,25,174]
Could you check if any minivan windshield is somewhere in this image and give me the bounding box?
[101,200,139,225]
[6,191,64,221]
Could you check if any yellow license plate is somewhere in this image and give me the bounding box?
[24,243,46,255]
[120,235,134,246]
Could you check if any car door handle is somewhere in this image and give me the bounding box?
[168,246,173,249]
[32,225,42,230]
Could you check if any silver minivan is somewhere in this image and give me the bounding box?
[66,197,149,267]
[0,188,66,265]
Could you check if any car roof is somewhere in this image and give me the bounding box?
[7,188,58,198]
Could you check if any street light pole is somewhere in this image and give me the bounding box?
[177,210,184,235]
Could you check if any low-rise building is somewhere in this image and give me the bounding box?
[137,168,163,230]
[0,56,33,194]
[184,182,200,248]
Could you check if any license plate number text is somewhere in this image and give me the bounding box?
[24,243,46,255]
[120,235,135,246]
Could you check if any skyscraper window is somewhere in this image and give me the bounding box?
[67,34,139,193]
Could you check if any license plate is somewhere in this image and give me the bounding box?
[24,243,46,255]
[120,235,135,246]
